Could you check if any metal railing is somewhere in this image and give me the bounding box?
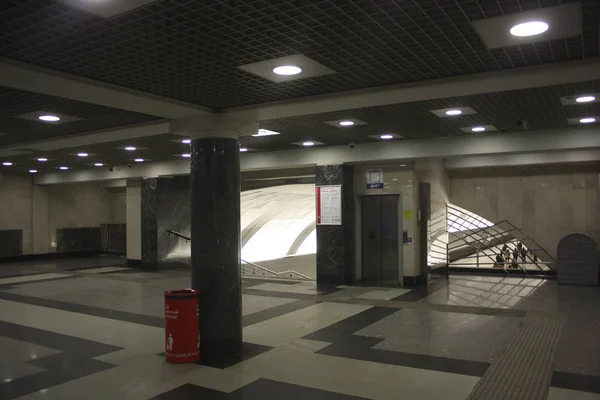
[165,229,311,280]
[446,205,555,275]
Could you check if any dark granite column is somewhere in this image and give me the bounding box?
[316,165,355,285]
[140,178,158,269]
[190,137,242,365]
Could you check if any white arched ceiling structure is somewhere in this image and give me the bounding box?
[241,184,316,263]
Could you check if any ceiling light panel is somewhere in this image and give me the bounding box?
[509,21,549,37]
[272,66,302,76]
[560,93,599,106]
[472,2,582,49]
[57,0,161,18]
[459,125,498,133]
[238,54,335,83]
[567,116,598,125]
[368,133,404,140]
[252,129,281,137]
[15,111,83,124]
[324,119,368,128]
[292,141,325,147]
[429,107,477,118]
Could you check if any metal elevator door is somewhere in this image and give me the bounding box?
[361,195,400,286]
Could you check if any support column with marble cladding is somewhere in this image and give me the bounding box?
[316,165,355,285]
[140,178,158,269]
[190,136,242,365]
[172,114,257,366]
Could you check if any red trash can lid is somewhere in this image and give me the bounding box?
[164,289,199,299]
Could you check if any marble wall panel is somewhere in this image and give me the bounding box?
[140,178,158,267]
[450,170,600,259]
[316,165,355,285]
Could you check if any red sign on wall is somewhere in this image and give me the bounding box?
[316,185,342,225]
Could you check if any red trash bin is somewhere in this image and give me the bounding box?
[164,289,199,363]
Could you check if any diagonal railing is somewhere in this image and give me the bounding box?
[446,205,555,275]
[165,229,311,280]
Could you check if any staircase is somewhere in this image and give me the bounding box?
[446,205,555,275]
[166,229,311,281]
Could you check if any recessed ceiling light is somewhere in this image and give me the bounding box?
[510,21,549,37]
[445,109,463,116]
[580,117,596,124]
[182,153,191,158]
[37,158,48,162]
[239,148,248,152]
[576,95,596,103]
[38,115,60,122]
[181,139,191,144]
[400,164,407,167]
[2,162,12,166]
[339,120,355,126]
[77,152,88,157]
[471,126,486,132]
[29,169,37,174]
[124,146,136,151]
[252,129,281,137]
[302,141,315,147]
[59,166,68,170]
[272,65,302,76]
[134,158,144,162]
[94,163,104,167]
[380,134,394,140]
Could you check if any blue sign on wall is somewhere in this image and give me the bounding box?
[366,168,384,189]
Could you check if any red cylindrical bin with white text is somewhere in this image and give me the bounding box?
[164,289,199,363]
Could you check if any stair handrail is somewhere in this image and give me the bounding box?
[166,229,312,280]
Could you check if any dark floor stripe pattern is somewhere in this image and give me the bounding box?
[467,315,564,400]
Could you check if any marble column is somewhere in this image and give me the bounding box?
[316,165,355,285]
[140,178,158,269]
[190,137,242,364]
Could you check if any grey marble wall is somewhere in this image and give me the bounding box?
[449,169,600,259]
[316,165,355,285]
[156,176,192,269]
[0,173,33,254]
[140,178,158,268]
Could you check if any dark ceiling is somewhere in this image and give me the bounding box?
[1,78,597,172]
[0,0,599,170]
[1,0,598,110]
[0,87,163,147]
[1,133,186,173]
[250,79,600,149]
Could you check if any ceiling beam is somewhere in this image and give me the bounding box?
[444,149,600,170]
[34,126,600,185]
[0,121,169,158]
[224,58,600,121]
[0,59,211,119]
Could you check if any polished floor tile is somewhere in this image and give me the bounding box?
[0,299,164,352]
[243,302,371,347]
[357,308,520,363]
[242,294,296,316]
[154,378,366,399]
[2,257,600,400]
[0,273,71,286]
[4,276,170,317]
[547,387,600,400]
[356,288,412,301]
[248,282,320,295]
[79,267,131,274]
[232,346,480,400]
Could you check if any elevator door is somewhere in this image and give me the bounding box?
[361,195,400,286]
